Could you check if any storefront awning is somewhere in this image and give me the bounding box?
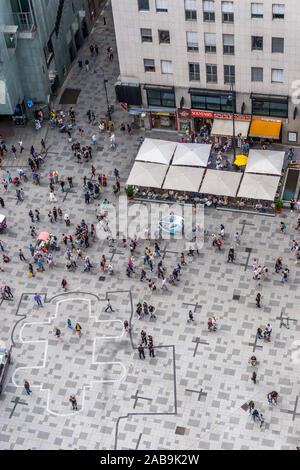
[211,119,250,138]
[163,166,205,192]
[127,162,168,188]
[136,138,177,165]
[249,119,282,139]
[237,173,280,201]
[245,150,285,176]
[200,170,242,197]
[172,143,212,167]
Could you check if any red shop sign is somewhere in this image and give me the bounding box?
[191,110,214,118]
[214,113,251,121]
[177,108,191,120]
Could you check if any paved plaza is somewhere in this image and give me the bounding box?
[0,1,300,451]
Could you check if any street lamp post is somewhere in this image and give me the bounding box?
[229,81,236,161]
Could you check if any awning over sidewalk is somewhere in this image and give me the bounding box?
[136,138,177,165]
[200,170,242,197]
[245,149,285,176]
[249,119,282,139]
[127,162,167,188]
[237,173,280,201]
[211,119,250,138]
[163,166,205,192]
[172,143,212,167]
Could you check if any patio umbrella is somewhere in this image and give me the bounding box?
[234,155,248,167]
[37,231,50,241]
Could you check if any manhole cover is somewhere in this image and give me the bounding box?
[233,295,240,301]
[99,276,106,282]
[241,403,249,412]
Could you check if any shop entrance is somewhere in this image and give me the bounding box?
[151,112,177,130]
[193,117,213,134]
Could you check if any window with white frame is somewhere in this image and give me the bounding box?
[203,0,215,21]
[272,4,285,18]
[204,33,216,53]
[187,31,199,51]
[223,34,234,54]
[272,37,284,53]
[224,65,235,84]
[189,62,200,81]
[206,64,217,82]
[251,3,263,18]
[144,58,155,72]
[161,60,173,74]
[159,30,170,43]
[222,1,234,22]
[185,0,197,20]
[272,68,283,82]
[156,0,168,12]
[251,67,263,82]
[141,28,152,42]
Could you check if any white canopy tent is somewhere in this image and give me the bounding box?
[211,119,250,138]
[135,138,177,165]
[163,166,205,192]
[172,143,212,167]
[237,173,280,201]
[245,149,285,176]
[127,162,168,188]
[200,170,242,197]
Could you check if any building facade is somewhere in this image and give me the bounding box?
[112,0,300,144]
[0,0,90,122]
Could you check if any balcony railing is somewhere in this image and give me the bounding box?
[12,12,35,32]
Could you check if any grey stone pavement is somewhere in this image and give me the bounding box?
[0,1,300,451]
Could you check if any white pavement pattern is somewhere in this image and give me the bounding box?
[0,1,299,450]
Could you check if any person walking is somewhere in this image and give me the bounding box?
[75,323,82,337]
[256,293,262,308]
[280,221,287,233]
[105,299,115,312]
[187,310,194,323]
[138,344,145,360]
[18,249,26,261]
[259,413,265,428]
[149,343,155,358]
[69,395,78,410]
[141,330,147,346]
[252,409,259,423]
[248,400,255,415]
[67,319,73,329]
[34,293,43,307]
[55,328,62,341]
[24,380,32,395]
[251,372,257,385]
[234,232,240,245]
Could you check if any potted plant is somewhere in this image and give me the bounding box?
[275,199,283,214]
[125,185,134,200]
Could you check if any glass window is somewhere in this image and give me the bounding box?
[141,28,152,42]
[206,64,217,83]
[272,4,285,19]
[222,1,234,22]
[161,91,175,107]
[138,0,149,11]
[191,94,207,109]
[156,0,168,12]
[272,68,283,82]
[147,90,161,106]
[223,34,234,54]
[158,30,170,44]
[252,36,263,50]
[203,0,215,21]
[251,67,263,82]
[189,62,200,81]
[161,60,173,74]
[147,89,175,107]
[220,96,233,112]
[185,0,197,20]
[144,59,155,72]
[251,3,263,18]
[272,37,284,53]
[224,65,235,84]
[205,33,216,53]
[252,98,288,117]
[269,101,288,117]
[187,31,199,51]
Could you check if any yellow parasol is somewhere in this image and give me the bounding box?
[234,154,248,167]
